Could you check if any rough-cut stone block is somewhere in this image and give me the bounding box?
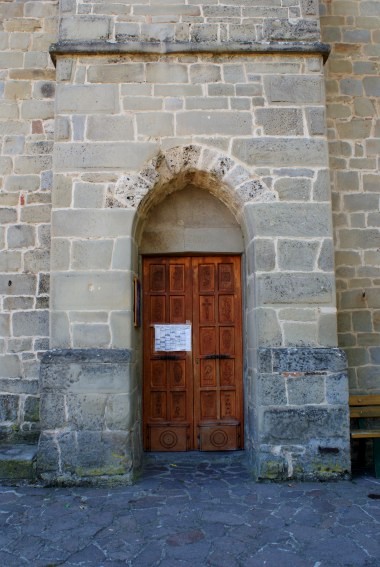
[40,393,66,429]
[177,111,252,136]
[0,394,19,421]
[12,311,49,338]
[263,19,320,41]
[255,108,304,136]
[136,112,174,137]
[66,393,108,431]
[51,272,132,311]
[266,76,323,103]
[71,240,113,270]
[262,407,349,442]
[274,177,312,201]
[60,16,110,41]
[105,394,132,430]
[110,311,133,349]
[55,142,159,172]
[53,209,135,238]
[233,138,328,167]
[57,85,118,114]
[87,63,145,84]
[87,115,134,141]
[23,396,39,422]
[248,239,276,272]
[146,63,188,84]
[257,374,287,406]
[326,373,349,405]
[0,274,36,296]
[268,347,347,373]
[7,225,35,249]
[244,203,332,239]
[254,308,282,347]
[72,324,111,348]
[287,375,325,405]
[40,350,132,395]
[278,240,319,271]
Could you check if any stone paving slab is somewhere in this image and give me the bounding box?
[0,452,379,566]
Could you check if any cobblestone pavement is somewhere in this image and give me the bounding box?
[0,453,379,567]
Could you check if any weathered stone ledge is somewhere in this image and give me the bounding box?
[41,348,132,364]
[49,40,331,65]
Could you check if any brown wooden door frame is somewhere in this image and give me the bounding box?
[143,255,243,452]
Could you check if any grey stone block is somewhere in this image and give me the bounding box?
[233,138,328,167]
[262,407,349,442]
[23,396,39,422]
[257,273,334,304]
[87,115,134,141]
[13,311,49,337]
[40,393,66,429]
[177,111,252,136]
[51,272,132,311]
[72,324,111,349]
[55,142,159,172]
[263,19,320,41]
[88,63,145,83]
[0,355,22,378]
[0,394,19,421]
[287,375,325,405]
[255,108,304,136]
[40,350,132,394]
[254,308,282,347]
[266,76,323,103]
[57,85,118,114]
[60,16,110,41]
[53,209,135,238]
[325,373,349,405]
[257,374,287,406]
[244,203,332,239]
[71,240,113,270]
[37,432,60,473]
[278,240,319,271]
[66,393,107,431]
[248,239,276,272]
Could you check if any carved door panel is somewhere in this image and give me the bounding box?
[192,257,243,451]
[143,256,243,451]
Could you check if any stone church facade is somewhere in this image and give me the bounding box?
[0,0,378,484]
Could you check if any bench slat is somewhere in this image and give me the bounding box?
[350,395,380,406]
[350,406,380,418]
[351,429,380,439]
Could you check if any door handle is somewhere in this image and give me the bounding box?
[203,354,232,360]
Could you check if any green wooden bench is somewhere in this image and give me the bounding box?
[350,395,380,478]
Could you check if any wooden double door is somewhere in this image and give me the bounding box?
[143,256,243,452]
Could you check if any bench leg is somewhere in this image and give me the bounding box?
[374,439,380,479]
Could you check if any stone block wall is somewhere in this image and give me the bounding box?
[320,0,380,394]
[51,52,336,351]
[0,1,58,441]
[58,0,321,43]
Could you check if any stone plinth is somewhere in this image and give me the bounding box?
[37,349,141,486]
[247,347,351,480]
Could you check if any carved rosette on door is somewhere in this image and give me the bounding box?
[143,256,243,452]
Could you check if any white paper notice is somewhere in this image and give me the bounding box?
[154,324,192,352]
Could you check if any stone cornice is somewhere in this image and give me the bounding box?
[49,40,331,65]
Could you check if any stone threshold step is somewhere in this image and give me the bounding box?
[0,444,38,481]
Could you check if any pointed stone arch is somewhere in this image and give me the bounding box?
[108,144,276,220]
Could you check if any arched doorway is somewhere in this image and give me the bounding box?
[139,186,245,451]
